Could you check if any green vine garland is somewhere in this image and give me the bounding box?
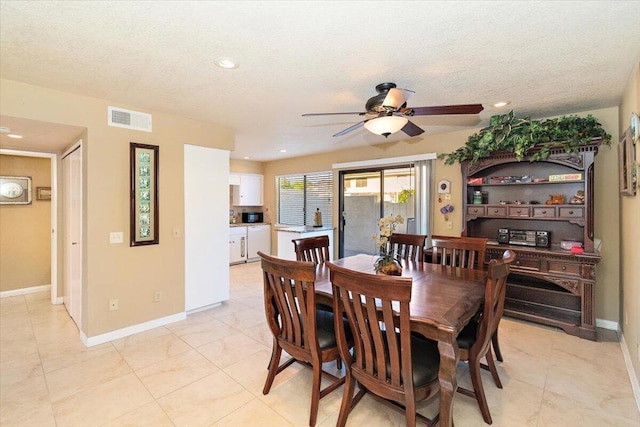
[439,110,612,165]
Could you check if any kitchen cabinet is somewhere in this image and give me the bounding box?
[232,173,263,206]
[229,226,247,264]
[462,139,602,340]
[247,224,271,260]
[229,174,241,185]
[229,224,271,264]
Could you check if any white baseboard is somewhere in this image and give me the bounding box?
[0,284,51,298]
[81,312,187,347]
[620,333,640,414]
[186,301,223,315]
[595,318,619,331]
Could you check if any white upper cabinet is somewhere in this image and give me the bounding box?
[232,173,263,206]
[229,174,241,185]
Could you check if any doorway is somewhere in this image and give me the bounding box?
[338,166,416,258]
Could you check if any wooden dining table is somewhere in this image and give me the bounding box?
[314,254,487,427]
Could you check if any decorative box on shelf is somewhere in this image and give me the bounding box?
[549,173,582,182]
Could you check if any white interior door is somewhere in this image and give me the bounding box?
[63,145,82,327]
[184,144,230,312]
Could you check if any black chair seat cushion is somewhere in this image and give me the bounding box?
[382,334,440,387]
[457,318,479,350]
[316,309,352,350]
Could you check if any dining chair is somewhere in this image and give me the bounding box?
[292,234,342,369]
[328,262,440,427]
[455,250,513,425]
[293,235,331,264]
[490,250,516,363]
[427,236,488,270]
[388,232,427,262]
[258,251,346,426]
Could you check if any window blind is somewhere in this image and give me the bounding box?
[277,172,333,226]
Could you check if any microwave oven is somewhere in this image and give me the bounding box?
[242,212,264,223]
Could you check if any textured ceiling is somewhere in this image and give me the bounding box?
[1,1,639,160]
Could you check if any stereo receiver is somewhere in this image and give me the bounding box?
[497,229,550,248]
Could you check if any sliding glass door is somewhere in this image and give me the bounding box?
[339,166,416,257]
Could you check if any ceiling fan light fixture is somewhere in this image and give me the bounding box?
[364,115,408,138]
[216,57,238,69]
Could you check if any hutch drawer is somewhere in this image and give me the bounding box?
[467,206,485,216]
[512,257,541,271]
[559,207,584,218]
[486,206,507,216]
[532,207,556,218]
[508,206,530,217]
[548,260,581,276]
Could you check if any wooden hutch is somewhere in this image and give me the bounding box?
[462,140,602,340]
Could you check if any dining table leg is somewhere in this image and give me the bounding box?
[437,336,459,427]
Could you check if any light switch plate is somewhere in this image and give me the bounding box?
[109,232,123,244]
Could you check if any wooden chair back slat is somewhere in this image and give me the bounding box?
[428,236,488,270]
[293,235,331,265]
[388,233,426,262]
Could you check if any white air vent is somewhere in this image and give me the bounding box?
[108,106,152,132]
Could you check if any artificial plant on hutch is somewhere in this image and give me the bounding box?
[439,110,612,165]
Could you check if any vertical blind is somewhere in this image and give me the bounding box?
[277,172,333,226]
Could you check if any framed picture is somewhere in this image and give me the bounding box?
[130,142,159,246]
[0,176,32,205]
[36,187,52,201]
[619,128,637,197]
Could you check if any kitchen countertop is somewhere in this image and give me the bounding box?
[277,225,335,233]
[230,222,271,227]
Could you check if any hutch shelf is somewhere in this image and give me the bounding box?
[462,140,602,340]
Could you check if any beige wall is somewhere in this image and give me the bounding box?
[619,59,640,384]
[1,79,234,337]
[0,155,51,291]
[263,107,622,326]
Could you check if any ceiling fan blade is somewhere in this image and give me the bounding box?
[382,88,415,109]
[401,120,424,137]
[302,112,366,116]
[402,104,484,116]
[333,121,365,137]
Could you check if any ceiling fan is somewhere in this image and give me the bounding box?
[302,82,484,138]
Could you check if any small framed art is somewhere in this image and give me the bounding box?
[619,128,637,197]
[0,176,32,205]
[36,187,52,201]
[130,142,159,246]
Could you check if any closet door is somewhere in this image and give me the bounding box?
[63,145,82,327]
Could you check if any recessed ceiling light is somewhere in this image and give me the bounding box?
[493,101,510,108]
[7,134,23,139]
[0,127,11,134]
[243,156,250,160]
[216,57,238,69]
[279,149,287,153]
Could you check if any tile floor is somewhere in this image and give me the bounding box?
[1,261,639,426]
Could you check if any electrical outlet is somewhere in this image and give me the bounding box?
[154,291,162,302]
[109,299,118,311]
[625,311,628,326]
[446,221,453,229]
